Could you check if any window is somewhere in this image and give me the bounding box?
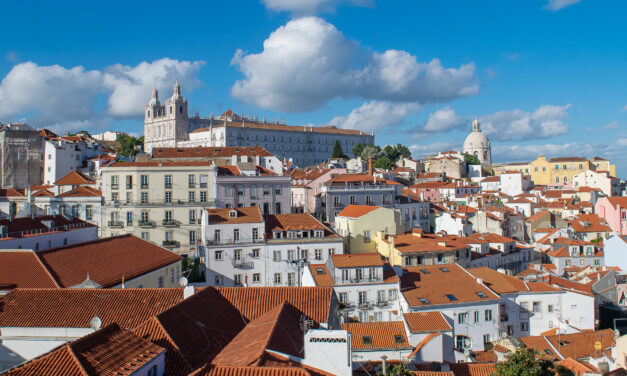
[125,192,132,204]
[377,290,386,304]
[532,302,541,313]
[374,312,383,322]
[188,174,195,188]
[339,292,348,303]
[141,232,149,241]
[520,302,528,313]
[225,185,233,196]
[329,248,335,256]
[251,249,260,259]
[237,185,244,196]
[446,294,458,301]
[389,289,397,301]
[250,185,257,198]
[483,334,491,345]
[437,254,444,263]
[200,174,208,188]
[362,336,372,345]
[358,291,368,305]
[349,195,356,204]
[263,185,270,195]
[140,192,148,204]
[140,175,148,188]
[474,310,480,323]
[111,192,119,202]
[273,273,281,285]
[148,365,158,376]
[363,230,371,243]
[287,249,295,262]
[520,321,529,331]
[300,248,308,261]
[164,210,173,223]
[189,210,196,224]
[110,175,119,188]
[164,191,172,204]
[273,250,281,262]
[419,298,430,304]
[275,185,282,195]
[356,268,363,281]
[126,212,133,226]
[200,191,207,203]
[126,175,132,189]
[158,276,164,288]
[287,272,296,286]
[456,335,471,350]
[189,230,196,245]
[315,249,322,260]
[548,305,554,313]
[485,309,493,321]
[214,251,223,261]
[234,274,242,286]
[359,311,368,322]
[476,291,488,298]
[253,273,260,283]
[458,312,468,324]
[233,229,240,242]
[215,275,223,285]
[233,249,242,262]
[342,269,349,282]
[275,202,281,214]
[188,191,195,203]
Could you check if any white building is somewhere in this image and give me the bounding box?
[42,134,105,185]
[499,171,532,196]
[341,322,412,367]
[201,207,344,287]
[573,169,621,197]
[302,253,400,322]
[463,119,492,166]
[399,264,501,356]
[0,215,97,251]
[434,212,473,237]
[92,130,127,141]
[143,84,374,166]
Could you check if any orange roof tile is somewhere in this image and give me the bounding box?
[0,188,25,197]
[37,235,181,288]
[403,312,452,333]
[265,213,336,237]
[152,146,273,159]
[569,214,612,233]
[386,232,467,254]
[342,322,411,350]
[56,185,102,197]
[0,250,59,289]
[191,365,312,376]
[53,170,95,185]
[336,204,381,218]
[208,206,263,225]
[331,253,384,268]
[468,267,561,294]
[401,264,499,306]
[307,264,334,287]
[448,363,496,376]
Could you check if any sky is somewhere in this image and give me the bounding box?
[0,0,626,177]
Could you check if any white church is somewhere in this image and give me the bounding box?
[143,83,375,166]
[463,118,492,165]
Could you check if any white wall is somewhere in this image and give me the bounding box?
[303,329,352,376]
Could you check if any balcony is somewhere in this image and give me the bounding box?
[162,220,179,227]
[165,183,172,189]
[205,237,264,246]
[162,240,180,248]
[188,183,196,188]
[111,184,119,190]
[375,300,389,307]
[358,301,373,310]
[232,258,254,269]
[333,202,343,208]
[140,184,149,189]
[108,221,124,228]
[138,220,156,228]
[106,199,216,207]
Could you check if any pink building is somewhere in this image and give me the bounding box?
[291,168,347,214]
[595,196,627,235]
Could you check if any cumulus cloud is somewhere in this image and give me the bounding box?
[409,141,459,158]
[478,104,571,141]
[329,101,420,132]
[421,106,463,132]
[231,17,478,112]
[0,59,205,132]
[544,0,581,11]
[261,0,372,15]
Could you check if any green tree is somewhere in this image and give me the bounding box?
[182,257,205,283]
[376,363,413,376]
[117,135,144,157]
[494,348,574,376]
[395,144,411,160]
[463,152,481,165]
[374,156,393,170]
[353,142,365,158]
[383,145,399,162]
[360,145,381,160]
[332,140,347,159]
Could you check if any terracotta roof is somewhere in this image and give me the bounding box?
[207,206,264,225]
[331,253,384,268]
[0,288,186,329]
[546,275,592,293]
[468,267,561,294]
[448,363,496,376]
[521,330,615,360]
[481,176,500,183]
[56,185,102,197]
[3,323,165,376]
[0,215,94,240]
[53,170,95,185]
[265,213,336,237]
[526,210,550,223]
[557,358,598,376]
[569,214,612,233]
[191,365,312,376]
[216,287,333,326]
[0,250,59,289]
[403,312,452,333]
[386,232,468,254]
[336,204,380,218]
[342,322,411,350]
[0,188,25,197]
[306,264,335,287]
[212,302,304,366]
[549,157,588,162]
[152,146,273,158]
[217,165,241,176]
[109,161,218,167]
[605,197,627,207]
[467,232,515,244]
[401,264,499,306]
[37,235,182,288]
[31,188,55,197]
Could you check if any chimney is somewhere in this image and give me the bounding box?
[381,355,388,376]
[368,157,373,176]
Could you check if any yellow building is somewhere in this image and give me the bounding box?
[334,204,406,254]
[495,156,615,186]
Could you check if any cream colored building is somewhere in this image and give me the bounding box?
[333,205,407,254]
[572,169,621,197]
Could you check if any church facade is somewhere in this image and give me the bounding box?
[463,118,492,165]
[143,84,375,166]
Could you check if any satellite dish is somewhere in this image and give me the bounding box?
[90,316,102,331]
[179,276,188,287]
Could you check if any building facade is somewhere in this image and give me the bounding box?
[463,119,492,166]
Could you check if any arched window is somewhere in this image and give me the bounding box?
[147,110,151,118]
[179,105,183,114]
[170,106,173,114]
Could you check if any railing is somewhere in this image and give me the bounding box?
[105,199,216,207]
[375,300,389,307]
[141,184,149,189]
[205,237,263,246]
[111,184,119,189]
[165,183,172,189]
[138,221,156,228]
[108,221,124,228]
[232,258,254,269]
[162,220,179,227]
[358,301,373,310]
[188,183,196,188]
[162,240,180,248]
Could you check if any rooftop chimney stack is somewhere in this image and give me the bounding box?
[368,157,373,176]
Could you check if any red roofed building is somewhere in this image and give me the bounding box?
[595,196,627,236]
[0,215,97,251]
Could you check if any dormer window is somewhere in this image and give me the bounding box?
[287,231,297,239]
[229,210,237,218]
[314,230,324,238]
[273,231,283,239]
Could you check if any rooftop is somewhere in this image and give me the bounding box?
[403,311,453,333]
[342,322,410,350]
[207,206,264,225]
[336,204,380,219]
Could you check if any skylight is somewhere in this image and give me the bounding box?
[476,291,488,298]
[544,349,553,355]
[420,269,430,274]
[362,336,372,345]
[394,335,404,344]
[440,267,450,272]
[419,298,430,304]
[316,268,325,275]
[446,294,458,301]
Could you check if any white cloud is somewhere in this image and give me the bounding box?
[478,104,571,141]
[231,17,478,112]
[0,59,205,132]
[602,121,619,130]
[421,106,463,132]
[261,0,372,15]
[103,58,205,117]
[409,141,459,158]
[544,0,581,11]
[330,101,420,132]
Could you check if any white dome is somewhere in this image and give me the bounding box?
[464,130,490,149]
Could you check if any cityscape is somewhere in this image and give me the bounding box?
[0,1,626,376]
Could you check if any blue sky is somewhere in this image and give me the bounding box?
[1,0,626,177]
